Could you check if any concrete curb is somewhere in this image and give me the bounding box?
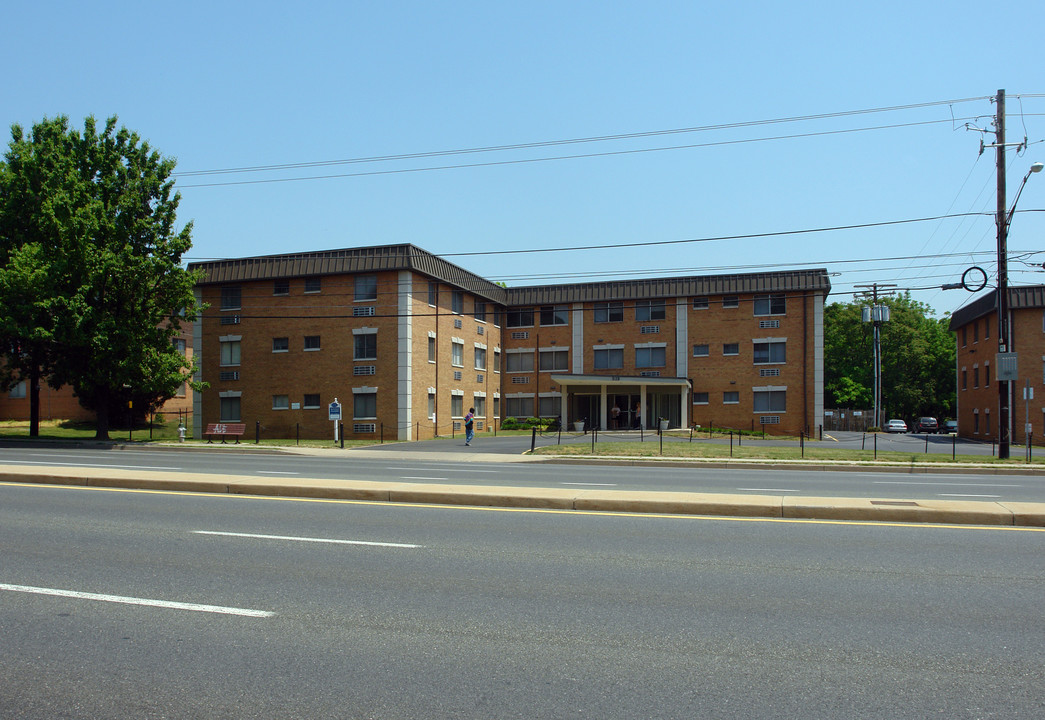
[2,465,1044,528]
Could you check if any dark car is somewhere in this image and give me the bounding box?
[944,419,957,434]
[914,416,939,434]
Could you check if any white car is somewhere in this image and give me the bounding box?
[883,419,907,433]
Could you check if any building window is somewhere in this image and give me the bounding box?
[354,392,377,419]
[635,299,666,322]
[304,277,321,294]
[272,395,290,410]
[723,391,740,404]
[985,363,990,386]
[973,321,979,343]
[594,302,623,323]
[538,396,559,417]
[962,369,967,390]
[539,349,569,371]
[635,345,666,368]
[272,337,289,353]
[355,274,377,301]
[451,340,464,367]
[692,344,709,357]
[219,396,241,422]
[593,347,623,370]
[304,335,321,351]
[451,394,463,418]
[962,327,967,347]
[303,394,320,409]
[692,296,709,310]
[494,349,501,373]
[428,281,438,307]
[220,286,241,310]
[452,290,464,314]
[428,392,436,420]
[354,334,376,360]
[506,351,534,372]
[693,392,709,404]
[984,317,989,338]
[973,366,980,388]
[428,336,436,363]
[507,308,533,327]
[985,411,991,434]
[974,410,980,434]
[723,343,739,356]
[506,397,534,418]
[274,279,289,296]
[723,296,739,308]
[8,380,27,399]
[474,396,486,418]
[220,340,241,366]
[753,389,786,412]
[540,305,569,326]
[172,338,187,355]
[475,346,487,370]
[753,294,785,316]
[474,300,487,322]
[753,341,786,364]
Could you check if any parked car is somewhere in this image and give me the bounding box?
[884,419,908,433]
[944,419,957,434]
[914,416,939,434]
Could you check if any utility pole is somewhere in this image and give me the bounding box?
[992,90,1012,458]
[856,283,895,429]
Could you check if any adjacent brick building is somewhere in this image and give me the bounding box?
[188,244,831,441]
[949,285,1045,444]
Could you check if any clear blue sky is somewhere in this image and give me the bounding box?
[5,1,1044,317]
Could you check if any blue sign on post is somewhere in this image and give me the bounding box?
[328,400,342,421]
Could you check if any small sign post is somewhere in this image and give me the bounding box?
[329,398,342,443]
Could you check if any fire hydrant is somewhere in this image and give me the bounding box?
[178,425,186,442]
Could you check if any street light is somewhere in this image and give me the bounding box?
[997,160,1042,459]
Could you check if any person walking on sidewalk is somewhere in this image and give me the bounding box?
[464,408,475,446]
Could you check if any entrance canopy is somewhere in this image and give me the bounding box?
[549,374,692,430]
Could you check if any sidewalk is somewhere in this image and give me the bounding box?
[2,443,1045,527]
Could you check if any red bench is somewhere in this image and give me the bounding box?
[205,423,246,444]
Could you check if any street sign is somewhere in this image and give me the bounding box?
[329,400,341,421]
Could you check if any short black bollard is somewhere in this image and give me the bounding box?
[340,423,344,449]
[380,424,384,444]
[729,430,733,457]
[800,431,805,458]
[592,426,596,453]
[296,423,300,445]
[256,420,260,444]
[924,433,929,453]
[531,426,537,453]
[952,433,956,461]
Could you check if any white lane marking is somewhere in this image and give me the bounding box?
[561,482,617,486]
[738,488,800,492]
[387,467,500,474]
[399,476,449,481]
[875,481,1020,487]
[938,493,1001,498]
[257,471,300,475]
[3,460,181,471]
[0,583,273,618]
[193,530,421,548]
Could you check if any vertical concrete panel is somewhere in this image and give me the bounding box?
[398,271,413,440]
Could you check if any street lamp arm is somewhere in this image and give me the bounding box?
[1006,162,1044,227]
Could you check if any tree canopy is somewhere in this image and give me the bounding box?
[0,115,202,439]
[824,293,956,424]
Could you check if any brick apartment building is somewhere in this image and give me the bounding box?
[949,285,1045,444]
[188,244,831,441]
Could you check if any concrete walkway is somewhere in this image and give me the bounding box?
[2,442,1045,527]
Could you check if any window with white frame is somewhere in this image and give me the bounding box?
[753,388,786,412]
[538,395,559,417]
[723,391,740,404]
[693,392,709,404]
[505,396,534,417]
[506,349,534,372]
[303,394,320,409]
[494,349,501,372]
[474,300,486,322]
[354,331,376,360]
[304,335,321,351]
[635,299,666,321]
[594,302,623,323]
[474,345,487,370]
[507,308,533,327]
[274,279,289,296]
[722,296,739,308]
[452,290,464,314]
[539,348,569,371]
[474,395,486,417]
[354,275,377,301]
[220,339,241,366]
[272,394,290,410]
[635,344,666,368]
[304,277,321,293]
[451,340,464,367]
[219,394,241,421]
[353,390,377,419]
[451,393,463,418]
[723,343,739,356]
[593,347,623,370]
[753,339,786,364]
[272,337,289,353]
[428,335,436,362]
[220,286,241,310]
[692,344,709,357]
[753,293,785,316]
[428,391,436,420]
[692,296,709,310]
[540,305,569,326]
[493,395,500,418]
[428,281,438,306]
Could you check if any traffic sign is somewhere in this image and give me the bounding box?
[329,400,342,421]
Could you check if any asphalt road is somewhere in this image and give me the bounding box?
[2,441,1044,503]
[2,482,1043,719]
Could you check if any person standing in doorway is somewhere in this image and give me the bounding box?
[633,402,641,429]
[611,403,621,429]
[464,407,475,446]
